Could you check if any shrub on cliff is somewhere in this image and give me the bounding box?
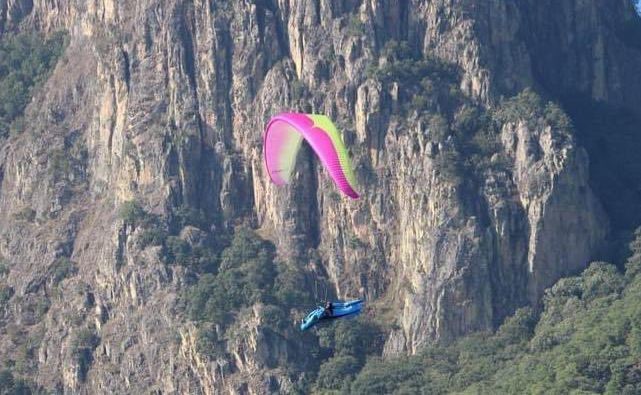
[185,227,277,325]
[0,31,67,139]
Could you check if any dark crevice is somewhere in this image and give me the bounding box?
[284,142,322,253]
[0,0,33,34]
[256,3,266,43]
[178,5,198,91]
[487,202,530,328]
[314,1,321,25]
[0,1,6,35]
[398,0,409,39]
[143,18,154,52]
[276,16,290,58]
[177,2,209,209]
[165,131,181,179]
[197,147,218,226]
[106,77,116,155]
[121,49,131,91]
[115,225,127,270]
[214,24,234,144]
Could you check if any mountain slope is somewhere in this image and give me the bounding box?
[0,0,639,393]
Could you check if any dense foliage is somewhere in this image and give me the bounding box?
[183,226,317,324]
[325,230,641,394]
[180,226,322,363]
[185,227,277,325]
[49,258,77,285]
[313,319,384,392]
[367,40,461,117]
[0,31,67,139]
[0,369,34,395]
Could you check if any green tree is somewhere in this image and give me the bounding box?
[0,285,14,304]
[173,205,209,230]
[0,31,67,140]
[184,227,277,326]
[315,355,360,391]
[50,257,77,285]
[118,200,152,227]
[0,369,32,395]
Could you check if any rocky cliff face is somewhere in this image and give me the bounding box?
[0,0,638,393]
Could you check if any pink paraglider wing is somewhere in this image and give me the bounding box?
[263,113,359,199]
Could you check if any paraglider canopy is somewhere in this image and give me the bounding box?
[263,113,359,199]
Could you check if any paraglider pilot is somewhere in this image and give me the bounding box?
[324,301,333,317]
[300,299,364,331]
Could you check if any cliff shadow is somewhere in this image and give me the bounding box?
[561,94,641,263]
